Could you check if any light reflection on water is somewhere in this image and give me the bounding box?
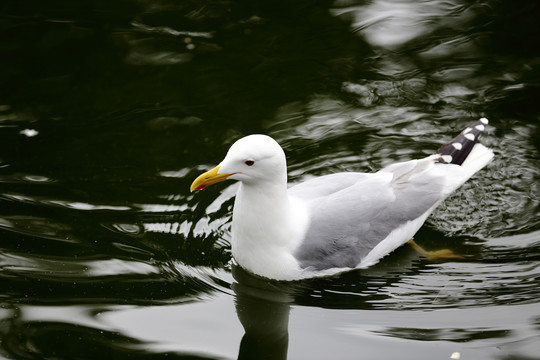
[0,0,539,359]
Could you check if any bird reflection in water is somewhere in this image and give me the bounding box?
[232,265,294,360]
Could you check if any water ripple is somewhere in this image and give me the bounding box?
[0,215,77,243]
[0,173,56,184]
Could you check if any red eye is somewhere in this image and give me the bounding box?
[244,160,255,166]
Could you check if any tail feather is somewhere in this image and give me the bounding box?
[434,118,494,193]
[436,118,489,165]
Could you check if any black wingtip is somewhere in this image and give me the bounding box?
[436,118,489,165]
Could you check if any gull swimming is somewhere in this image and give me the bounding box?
[191,118,494,280]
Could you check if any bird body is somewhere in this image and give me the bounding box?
[191,118,494,280]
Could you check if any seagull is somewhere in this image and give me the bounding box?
[191,118,494,281]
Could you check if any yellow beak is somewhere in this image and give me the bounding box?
[190,165,232,192]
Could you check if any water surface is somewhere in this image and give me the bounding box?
[1,1,540,359]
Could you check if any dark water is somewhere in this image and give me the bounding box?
[1,0,540,359]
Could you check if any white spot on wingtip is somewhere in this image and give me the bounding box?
[452,142,463,150]
[475,124,485,131]
[480,117,489,125]
[441,155,453,163]
[463,127,472,134]
[450,352,461,359]
[464,133,475,141]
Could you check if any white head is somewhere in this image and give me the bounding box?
[191,134,287,191]
[191,134,305,280]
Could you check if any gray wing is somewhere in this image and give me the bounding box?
[292,159,446,271]
[288,172,372,201]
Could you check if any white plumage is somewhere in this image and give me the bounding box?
[191,119,494,280]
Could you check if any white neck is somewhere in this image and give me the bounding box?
[231,180,307,280]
